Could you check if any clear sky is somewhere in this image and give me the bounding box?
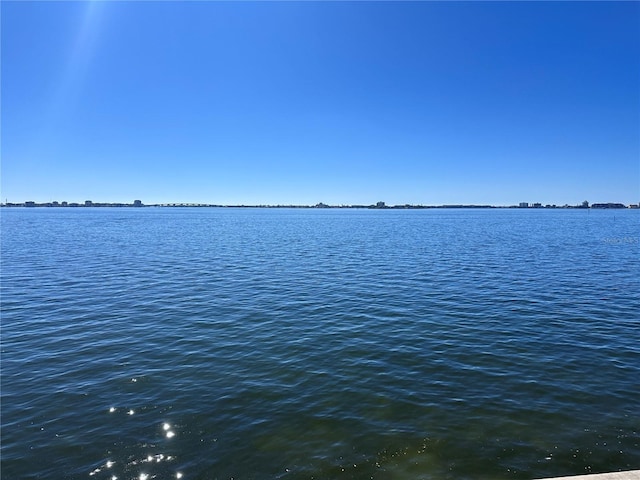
[2,1,639,206]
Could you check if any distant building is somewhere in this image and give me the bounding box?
[85,200,93,207]
[25,201,35,207]
[133,200,143,207]
[532,203,542,208]
[376,201,386,208]
[61,201,68,207]
[519,202,529,208]
[591,203,626,209]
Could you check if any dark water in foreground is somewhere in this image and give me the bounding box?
[1,208,639,480]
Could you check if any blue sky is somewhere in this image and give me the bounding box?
[2,1,639,206]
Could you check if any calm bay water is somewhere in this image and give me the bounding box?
[1,207,639,480]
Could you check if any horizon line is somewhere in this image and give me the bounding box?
[3,200,638,210]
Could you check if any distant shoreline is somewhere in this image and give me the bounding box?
[2,201,637,209]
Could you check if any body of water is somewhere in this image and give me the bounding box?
[1,207,639,479]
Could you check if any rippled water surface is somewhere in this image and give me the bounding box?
[2,207,639,479]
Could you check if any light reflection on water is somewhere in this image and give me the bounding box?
[89,408,182,479]
[1,208,639,479]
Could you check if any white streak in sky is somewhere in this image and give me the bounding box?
[47,1,106,123]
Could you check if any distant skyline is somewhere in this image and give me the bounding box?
[2,2,639,206]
